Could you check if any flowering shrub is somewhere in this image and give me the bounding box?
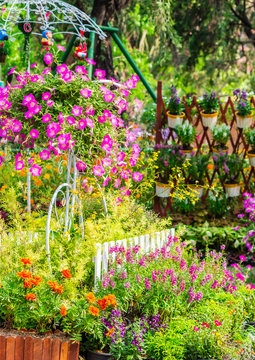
[175,120,196,149]
[167,85,183,115]
[212,123,230,149]
[233,89,253,116]
[213,153,244,184]
[236,193,255,253]
[199,91,219,114]
[0,55,143,200]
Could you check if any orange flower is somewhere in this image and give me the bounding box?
[31,276,42,286]
[106,327,114,337]
[60,305,67,317]
[47,281,63,294]
[17,270,32,279]
[207,164,214,171]
[61,269,71,279]
[97,298,108,310]
[21,258,32,265]
[103,294,116,307]
[89,306,100,317]
[24,280,33,288]
[86,292,96,304]
[25,293,36,301]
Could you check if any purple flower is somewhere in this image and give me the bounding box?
[43,53,53,65]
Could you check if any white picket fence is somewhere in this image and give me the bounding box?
[94,228,175,286]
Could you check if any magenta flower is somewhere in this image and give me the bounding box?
[0,129,7,137]
[102,157,111,167]
[57,44,66,51]
[66,116,76,125]
[76,161,87,171]
[93,165,105,177]
[75,65,87,74]
[34,105,41,114]
[30,129,39,139]
[121,89,129,97]
[238,214,245,218]
[247,265,253,270]
[132,74,140,81]
[132,172,143,181]
[42,68,51,75]
[42,92,52,101]
[15,160,24,171]
[103,92,115,102]
[86,117,94,128]
[86,58,96,65]
[236,272,245,281]
[72,105,83,117]
[125,78,136,89]
[43,53,53,65]
[30,75,39,83]
[126,131,136,142]
[98,115,106,123]
[61,71,73,82]
[42,113,51,123]
[27,99,38,109]
[78,118,87,130]
[57,64,68,74]
[80,88,92,98]
[233,226,240,230]
[95,69,106,79]
[114,178,121,188]
[30,164,42,176]
[22,94,35,106]
[239,255,246,261]
[39,149,51,160]
[214,320,221,326]
[12,120,22,132]
[202,323,210,328]
[8,66,16,75]
[31,63,37,68]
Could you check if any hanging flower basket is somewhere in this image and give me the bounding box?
[188,184,204,199]
[86,350,112,360]
[155,182,172,198]
[0,332,79,360]
[182,148,194,159]
[166,111,185,129]
[212,146,229,156]
[236,112,253,129]
[200,111,218,128]
[247,150,255,167]
[224,183,240,197]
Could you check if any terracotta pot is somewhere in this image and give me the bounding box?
[224,183,240,197]
[86,350,112,360]
[0,333,79,360]
[247,150,255,167]
[236,111,253,129]
[200,111,218,128]
[188,184,204,198]
[155,182,171,198]
[167,111,185,129]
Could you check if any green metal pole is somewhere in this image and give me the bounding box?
[61,34,77,64]
[108,23,156,102]
[88,30,96,79]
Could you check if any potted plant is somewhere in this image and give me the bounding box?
[175,120,196,158]
[212,123,230,154]
[233,89,253,129]
[166,85,185,129]
[0,42,8,63]
[186,154,210,198]
[214,153,244,197]
[244,128,255,167]
[155,144,184,197]
[0,258,80,360]
[199,91,219,128]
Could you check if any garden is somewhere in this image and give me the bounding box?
[0,0,254,359]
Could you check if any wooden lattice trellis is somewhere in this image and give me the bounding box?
[154,81,255,217]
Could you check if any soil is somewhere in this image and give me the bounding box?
[0,327,70,341]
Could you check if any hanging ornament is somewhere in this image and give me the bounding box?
[0,29,8,41]
[74,42,87,60]
[41,30,53,51]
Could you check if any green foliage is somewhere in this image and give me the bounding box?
[206,190,229,218]
[199,91,219,114]
[244,128,255,150]
[167,85,183,115]
[155,144,184,184]
[214,153,244,184]
[187,154,210,184]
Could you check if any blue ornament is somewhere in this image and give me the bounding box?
[0,29,8,41]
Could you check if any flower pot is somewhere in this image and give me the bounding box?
[167,111,185,129]
[155,182,171,198]
[0,332,79,360]
[182,148,194,159]
[200,111,218,128]
[247,150,255,167]
[188,184,203,198]
[224,183,240,197]
[212,146,229,156]
[236,111,253,129]
[86,350,112,360]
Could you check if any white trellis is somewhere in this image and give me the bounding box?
[94,228,175,286]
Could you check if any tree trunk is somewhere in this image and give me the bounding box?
[91,0,131,77]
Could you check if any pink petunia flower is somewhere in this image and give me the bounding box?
[30,164,42,176]
[78,118,87,130]
[72,105,83,117]
[132,172,143,181]
[80,88,92,98]
[12,120,22,132]
[57,44,66,52]
[66,116,76,125]
[95,69,106,79]
[202,323,210,328]
[103,92,115,102]
[239,255,247,262]
[93,165,105,177]
[194,326,199,331]
[8,66,16,75]
[43,53,53,65]
[39,149,51,160]
[236,272,245,281]
[42,92,52,101]
[57,64,68,75]
[42,113,51,123]
[30,129,39,138]
[31,63,37,68]
[214,321,221,326]
[76,161,87,171]
[15,160,24,171]
[86,58,96,65]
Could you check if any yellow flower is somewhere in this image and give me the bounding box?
[44,173,50,180]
